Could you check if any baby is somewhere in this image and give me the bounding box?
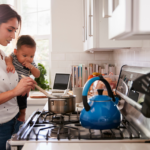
[5,35,40,122]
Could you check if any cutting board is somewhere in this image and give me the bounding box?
[30,92,47,98]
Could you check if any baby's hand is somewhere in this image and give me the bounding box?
[22,62,32,69]
[7,64,15,73]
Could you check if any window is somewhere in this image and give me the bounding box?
[0,0,51,84]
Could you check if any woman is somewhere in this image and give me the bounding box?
[0,4,36,150]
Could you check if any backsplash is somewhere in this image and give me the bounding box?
[50,38,150,87]
[113,42,150,75]
[50,46,150,87]
[50,51,114,87]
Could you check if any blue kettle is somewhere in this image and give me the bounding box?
[80,75,121,130]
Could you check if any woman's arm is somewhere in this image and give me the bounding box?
[0,77,36,105]
[0,90,16,105]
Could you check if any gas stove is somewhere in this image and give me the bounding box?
[8,66,150,150]
[8,109,150,150]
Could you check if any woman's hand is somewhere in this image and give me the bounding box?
[13,77,37,97]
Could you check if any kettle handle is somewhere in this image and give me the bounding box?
[82,75,116,111]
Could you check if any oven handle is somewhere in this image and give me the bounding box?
[116,90,142,111]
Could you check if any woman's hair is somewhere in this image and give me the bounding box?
[0,4,21,33]
[17,35,36,50]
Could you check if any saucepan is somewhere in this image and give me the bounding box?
[39,88,76,114]
[21,75,76,114]
[47,94,76,114]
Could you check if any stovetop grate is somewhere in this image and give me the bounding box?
[17,111,144,141]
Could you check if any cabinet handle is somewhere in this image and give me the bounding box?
[89,0,93,36]
[82,0,86,42]
[102,0,113,18]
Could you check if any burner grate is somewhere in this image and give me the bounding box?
[17,111,143,141]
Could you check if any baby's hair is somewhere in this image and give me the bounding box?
[16,35,36,50]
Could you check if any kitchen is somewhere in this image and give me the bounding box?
[1,0,150,149]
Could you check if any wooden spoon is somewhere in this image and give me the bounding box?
[21,75,56,98]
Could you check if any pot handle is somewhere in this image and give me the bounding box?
[82,75,116,111]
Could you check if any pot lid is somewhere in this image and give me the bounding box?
[89,95,112,101]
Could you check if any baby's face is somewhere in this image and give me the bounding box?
[14,45,36,65]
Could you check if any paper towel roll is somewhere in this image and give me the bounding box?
[109,66,116,75]
[104,63,108,75]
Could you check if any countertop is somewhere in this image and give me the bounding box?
[27,91,48,105]
[22,143,150,150]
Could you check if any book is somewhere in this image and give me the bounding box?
[96,64,99,72]
[75,66,78,87]
[85,67,88,83]
[71,64,86,87]
[89,63,93,75]
[71,65,74,88]
[82,64,85,87]
[78,64,82,87]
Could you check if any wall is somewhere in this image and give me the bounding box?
[50,0,114,87]
[51,51,113,87]
[113,40,150,75]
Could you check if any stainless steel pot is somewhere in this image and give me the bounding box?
[48,95,76,114]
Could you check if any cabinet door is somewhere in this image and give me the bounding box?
[133,0,150,37]
[97,0,142,49]
[83,0,94,51]
[109,0,150,40]
[84,0,143,52]
[108,0,132,40]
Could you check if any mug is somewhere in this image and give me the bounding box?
[73,87,83,103]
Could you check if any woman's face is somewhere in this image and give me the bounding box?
[0,18,18,46]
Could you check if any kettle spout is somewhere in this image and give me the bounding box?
[114,95,121,105]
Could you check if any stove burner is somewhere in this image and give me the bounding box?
[102,131,113,137]
[51,128,68,134]
[53,116,64,119]
[52,115,64,121]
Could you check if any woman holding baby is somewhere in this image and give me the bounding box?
[0,4,37,150]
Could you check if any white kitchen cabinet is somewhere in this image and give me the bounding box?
[109,0,150,40]
[84,0,143,52]
[83,0,94,51]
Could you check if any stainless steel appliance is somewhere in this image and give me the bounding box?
[8,65,150,150]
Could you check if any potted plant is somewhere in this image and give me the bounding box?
[34,63,50,91]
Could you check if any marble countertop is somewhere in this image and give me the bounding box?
[22,143,150,150]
